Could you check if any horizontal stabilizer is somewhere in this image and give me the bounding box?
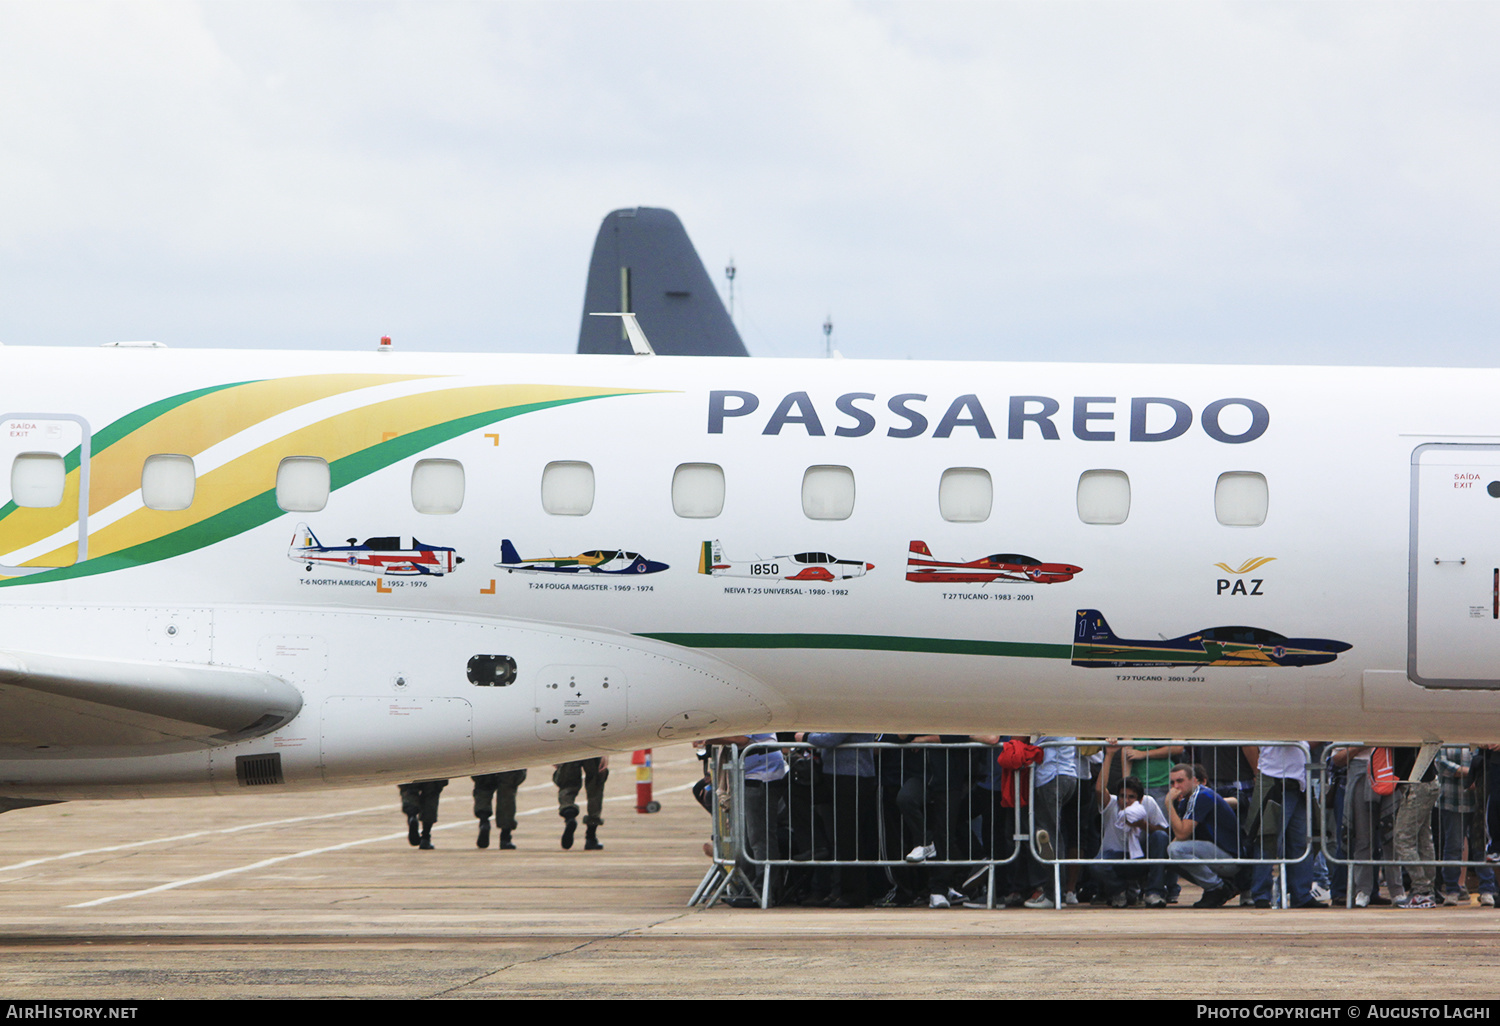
[0,651,302,753]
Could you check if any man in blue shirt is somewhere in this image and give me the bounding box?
[1166,763,1243,907]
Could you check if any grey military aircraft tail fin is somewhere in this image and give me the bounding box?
[577,207,748,357]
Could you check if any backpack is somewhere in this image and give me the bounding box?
[1370,747,1398,796]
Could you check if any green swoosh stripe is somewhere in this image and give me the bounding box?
[0,393,613,588]
[639,632,1072,660]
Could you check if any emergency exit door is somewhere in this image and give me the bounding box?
[0,413,90,574]
[1410,443,1500,687]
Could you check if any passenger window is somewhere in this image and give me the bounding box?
[141,454,196,511]
[10,452,65,508]
[276,456,330,513]
[802,465,855,521]
[411,458,464,514]
[1077,469,1130,525]
[1215,471,1268,527]
[672,463,725,518]
[541,461,594,516]
[939,467,992,523]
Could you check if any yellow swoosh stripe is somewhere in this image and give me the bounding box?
[19,383,641,568]
[86,374,434,515]
[0,374,433,565]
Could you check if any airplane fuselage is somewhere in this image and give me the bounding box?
[0,346,1495,800]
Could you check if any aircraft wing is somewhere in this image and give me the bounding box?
[0,651,301,751]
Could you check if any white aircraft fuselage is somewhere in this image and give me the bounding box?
[0,345,1494,801]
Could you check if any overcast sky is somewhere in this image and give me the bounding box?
[2,1,1497,365]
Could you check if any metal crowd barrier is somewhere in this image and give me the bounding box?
[1318,743,1498,908]
[691,739,1023,909]
[693,737,1336,910]
[1025,739,1315,912]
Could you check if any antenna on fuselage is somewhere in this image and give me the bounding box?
[589,312,656,355]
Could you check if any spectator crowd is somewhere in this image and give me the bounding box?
[696,734,1500,911]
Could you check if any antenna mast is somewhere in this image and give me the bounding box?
[724,258,737,321]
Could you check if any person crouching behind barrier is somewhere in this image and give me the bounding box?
[1166,763,1245,907]
[1091,743,1169,907]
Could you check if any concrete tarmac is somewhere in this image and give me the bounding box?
[0,746,1497,999]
